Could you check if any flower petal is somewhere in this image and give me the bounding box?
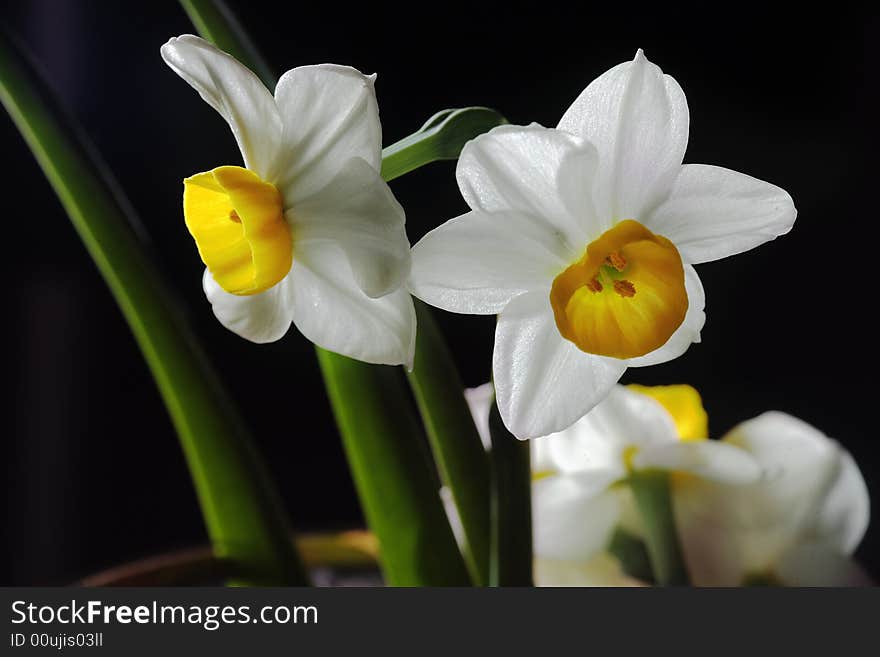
[557,49,689,223]
[673,480,747,586]
[202,268,293,343]
[530,420,625,478]
[634,440,761,484]
[274,64,382,201]
[675,411,856,585]
[409,210,570,315]
[534,553,644,587]
[289,242,416,367]
[626,263,705,367]
[808,447,870,555]
[775,542,873,586]
[627,383,708,440]
[534,385,679,476]
[456,124,602,250]
[161,35,281,179]
[492,291,627,439]
[463,382,494,450]
[532,472,621,561]
[291,157,409,298]
[724,412,845,527]
[646,164,797,264]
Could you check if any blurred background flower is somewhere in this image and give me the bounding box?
[675,412,870,586]
[467,383,870,586]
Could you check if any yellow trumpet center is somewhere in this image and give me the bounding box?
[627,384,708,441]
[183,166,292,296]
[550,220,687,359]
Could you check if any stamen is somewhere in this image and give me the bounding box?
[229,210,242,223]
[614,280,636,298]
[549,219,687,359]
[605,251,627,271]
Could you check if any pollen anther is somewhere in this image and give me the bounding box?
[549,219,688,359]
[613,280,636,298]
[605,251,627,271]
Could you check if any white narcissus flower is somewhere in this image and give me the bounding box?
[411,50,796,438]
[674,412,871,586]
[161,36,415,366]
[465,382,760,586]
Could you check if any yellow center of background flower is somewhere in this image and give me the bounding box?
[183,166,292,295]
[549,220,687,359]
[628,384,708,440]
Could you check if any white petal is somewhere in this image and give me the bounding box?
[586,385,681,450]
[626,263,705,367]
[675,412,854,585]
[463,383,494,450]
[529,434,564,477]
[646,164,797,264]
[724,412,844,526]
[532,472,621,561]
[724,413,845,568]
[439,486,466,553]
[613,486,644,538]
[203,268,293,343]
[456,124,603,250]
[530,419,625,478]
[289,242,416,367]
[534,553,644,587]
[409,210,570,315]
[557,49,689,222]
[534,385,680,475]
[274,64,382,201]
[160,35,281,179]
[776,542,873,586]
[634,440,761,484]
[673,478,748,586]
[291,157,409,298]
[808,447,870,555]
[492,291,627,439]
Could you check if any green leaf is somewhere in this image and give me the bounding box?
[0,29,307,586]
[488,402,533,586]
[608,528,654,584]
[407,302,491,585]
[178,0,275,87]
[381,107,508,181]
[628,470,690,586]
[317,352,471,585]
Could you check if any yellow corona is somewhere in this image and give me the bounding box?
[183,166,292,296]
[550,220,688,359]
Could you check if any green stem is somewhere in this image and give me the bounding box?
[381,107,507,181]
[0,29,307,586]
[488,403,533,586]
[407,302,491,585]
[607,528,654,584]
[628,470,689,586]
[317,352,471,585]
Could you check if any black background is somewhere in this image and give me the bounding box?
[1,0,876,585]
